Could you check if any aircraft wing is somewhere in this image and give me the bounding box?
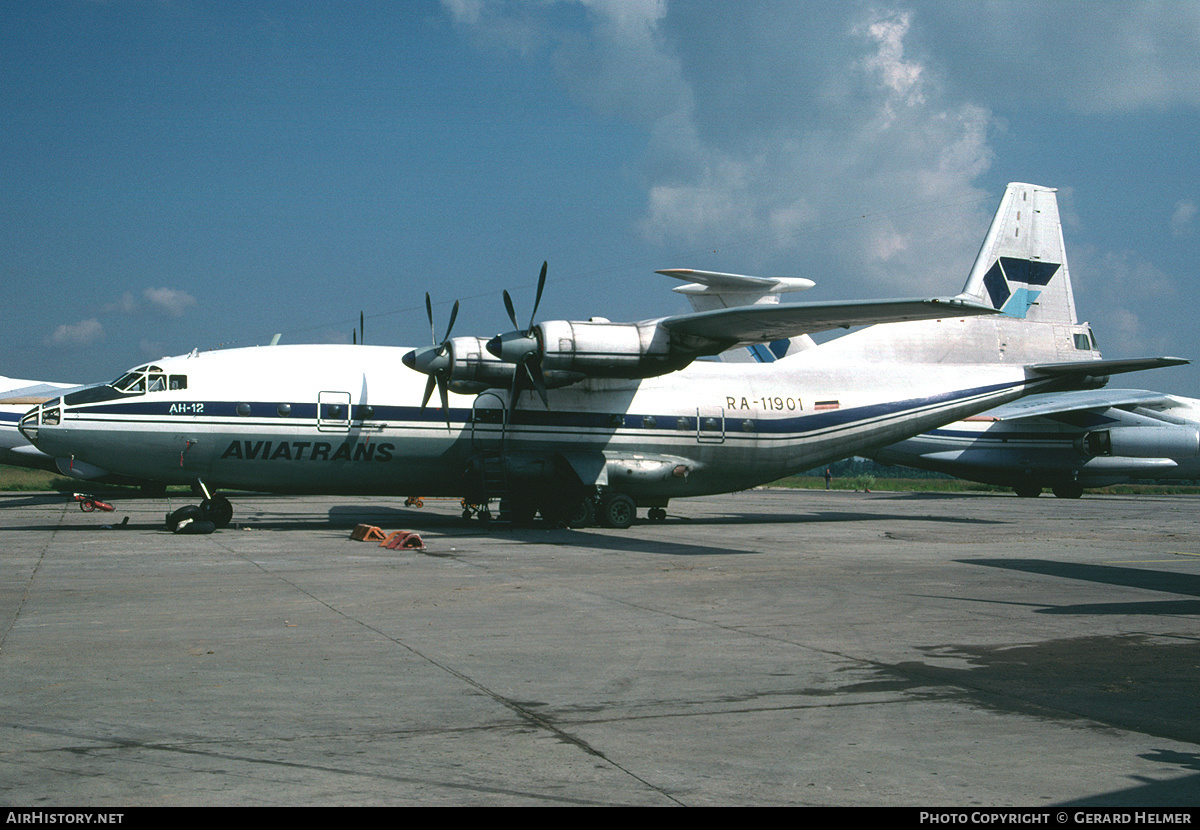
[657,296,997,346]
[0,378,82,405]
[981,389,1186,421]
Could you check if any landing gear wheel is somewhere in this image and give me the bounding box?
[1013,484,1041,498]
[566,496,595,529]
[165,504,204,532]
[1052,483,1084,499]
[597,494,636,529]
[201,494,233,528]
[648,507,667,522]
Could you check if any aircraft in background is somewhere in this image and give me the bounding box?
[18,183,1183,529]
[1,376,80,473]
[870,390,1200,498]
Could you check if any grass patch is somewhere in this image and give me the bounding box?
[0,465,79,492]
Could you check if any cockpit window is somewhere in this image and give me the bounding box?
[109,365,172,395]
[112,371,145,393]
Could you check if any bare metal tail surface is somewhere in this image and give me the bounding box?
[801,182,1103,367]
[956,182,1077,325]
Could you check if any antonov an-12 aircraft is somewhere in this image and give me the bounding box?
[18,183,1184,530]
[871,390,1200,498]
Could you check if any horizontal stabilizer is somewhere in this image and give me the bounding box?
[1028,357,1189,378]
[659,269,815,294]
[659,296,998,346]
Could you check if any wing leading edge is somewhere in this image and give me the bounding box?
[657,295,998,348]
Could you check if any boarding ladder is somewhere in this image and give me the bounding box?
[470,393,514,524]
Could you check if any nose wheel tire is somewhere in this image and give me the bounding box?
[201,495,234,528]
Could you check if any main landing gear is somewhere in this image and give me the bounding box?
[165,481,233,533]
[1011,481,1085,499]
[470,490,665,530]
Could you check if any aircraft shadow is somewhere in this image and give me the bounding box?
[0,494,79,508]
[962,558,1200,614]
[675,509,1005,526]
[827,632,1200,804]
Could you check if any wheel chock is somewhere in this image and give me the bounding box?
[380,531,425,550]
[351,524,387,542]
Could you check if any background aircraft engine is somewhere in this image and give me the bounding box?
[1079,426,1200,458]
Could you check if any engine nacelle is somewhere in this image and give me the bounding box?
[1079,426,1200,458]
[446,336,585,391]
[536,319,695,379]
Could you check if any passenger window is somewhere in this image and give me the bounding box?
[169,375,187,390]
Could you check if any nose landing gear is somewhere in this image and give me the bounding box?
[165,481,233,533]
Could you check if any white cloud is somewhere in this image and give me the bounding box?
[857,11,924,104]
[637,6,996,293]
[101,292,139,315]
[917,1,1200,114]
[143,287,197,317]
[443,3,1001,293]
[1075,246,1177,355]
[1172,200,1196,237]
[46,318,104,347]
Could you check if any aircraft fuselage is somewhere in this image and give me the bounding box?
[22,343,1050,504]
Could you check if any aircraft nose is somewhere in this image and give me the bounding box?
[18,398,61,446]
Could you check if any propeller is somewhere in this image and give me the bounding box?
[487,261,550,410]
[400,293,459,430]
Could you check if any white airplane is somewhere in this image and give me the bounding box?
[870,389,1200,498]
[0,376,81,473]
[17,183,1184,530]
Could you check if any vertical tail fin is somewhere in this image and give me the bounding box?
[959,183,1077,324]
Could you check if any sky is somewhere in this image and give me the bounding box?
[3,1,1199,396]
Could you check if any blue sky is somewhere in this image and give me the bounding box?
[4,1,1199,396]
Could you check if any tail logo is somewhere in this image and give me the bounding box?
[982,257,1061,319]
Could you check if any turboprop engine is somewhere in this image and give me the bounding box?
[487,318,697,380]
[403,262,722,415]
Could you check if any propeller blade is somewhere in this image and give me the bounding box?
[420,375,436,410]
[525,357,549,409]
[529,261,546,331]
[425,293,435,344]
[503,290,519,331]
[438,378,451,432]
[443,299,460,345]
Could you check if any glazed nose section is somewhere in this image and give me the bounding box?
[18,398,62,446]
